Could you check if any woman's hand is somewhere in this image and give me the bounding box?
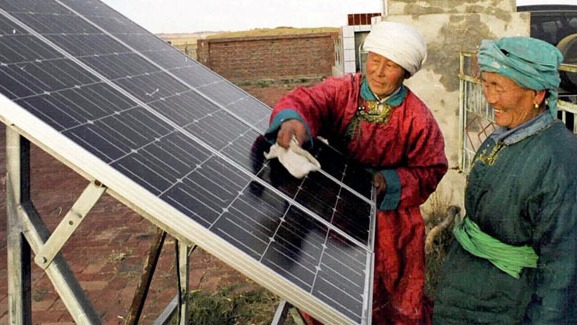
[277,119,307,148]
[373,172,387,196]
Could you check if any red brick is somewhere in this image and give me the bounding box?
[197,32,339,82]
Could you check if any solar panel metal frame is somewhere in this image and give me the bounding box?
[0,1,376,323]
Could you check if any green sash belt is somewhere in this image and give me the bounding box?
[453,217,538,279]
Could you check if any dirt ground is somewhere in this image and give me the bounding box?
[0,81,311,324]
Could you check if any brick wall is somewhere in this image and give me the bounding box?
[347,13,381,26]
[196,32,339,82]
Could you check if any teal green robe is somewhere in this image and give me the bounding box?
[434,113,577,324]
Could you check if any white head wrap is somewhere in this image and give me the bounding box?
[363,21,427,76]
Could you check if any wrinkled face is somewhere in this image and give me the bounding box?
[481,72,538,129]
[365,52,406,98]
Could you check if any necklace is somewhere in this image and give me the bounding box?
[347,98,395,140]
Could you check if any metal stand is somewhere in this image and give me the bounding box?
[5,127,192,324]
[6,124,32,325]
[272,300,292,324]
[272,300,306,325]
[6,127,100,324]
[151,241,194,325]
[127,230,194,325]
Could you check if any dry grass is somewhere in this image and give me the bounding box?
[168,284,300,325]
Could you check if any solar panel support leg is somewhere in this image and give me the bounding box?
[272,300,306,325]
[34,181,106,269]
[5,127,101,324]
[272,300,291,324]
[153,245,196,325]
[176,241,190,324]
[6,127,33,324]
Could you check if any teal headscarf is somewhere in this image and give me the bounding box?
[477,36,563,117]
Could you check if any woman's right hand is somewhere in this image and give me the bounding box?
[277,119,307,149]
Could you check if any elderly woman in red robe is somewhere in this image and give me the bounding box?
[265,21,448,324]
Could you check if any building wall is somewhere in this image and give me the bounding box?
[381,0,530,207]
[196,32,339,82]
[347,13,381,25]
[387,0,518,15]
[335,14,381,76]
[337,25,372,75]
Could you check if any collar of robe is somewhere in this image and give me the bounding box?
[360,77,406,107]
[490,111,556,145]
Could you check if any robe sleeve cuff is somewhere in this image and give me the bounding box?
[264,109,313,145]
[379,169,401,211]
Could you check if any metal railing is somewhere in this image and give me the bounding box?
[459,52,577,174]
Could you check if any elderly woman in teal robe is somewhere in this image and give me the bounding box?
[433,37,577,324]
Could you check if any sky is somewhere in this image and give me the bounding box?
[99,0,383,34]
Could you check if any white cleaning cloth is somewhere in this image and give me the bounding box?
[264,136,321,179]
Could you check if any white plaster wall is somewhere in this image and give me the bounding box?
[387,0,517,15]
[341,25,373,74]
[378,0,530,209]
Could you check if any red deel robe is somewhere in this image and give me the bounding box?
[269,73,448,324]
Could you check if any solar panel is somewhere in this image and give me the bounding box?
[0,0,376,323]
